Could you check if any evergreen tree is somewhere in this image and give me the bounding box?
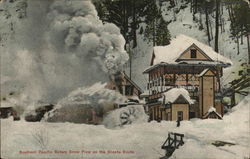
[94,0,171,48]
[155,17,171,45]
[194,0,215,45]
[228,0,250,61]
[143,0,171,46]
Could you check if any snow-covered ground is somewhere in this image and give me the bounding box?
[1,95,249,159]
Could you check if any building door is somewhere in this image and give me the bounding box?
[154,107,157,120]
[177,111,183,121]
[161,110,164,120]
[166,112,170,121]
[156,106,160,121]
[189,112,196,119]
[150,108,153,121]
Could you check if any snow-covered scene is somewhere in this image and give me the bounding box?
[0,0,249,159]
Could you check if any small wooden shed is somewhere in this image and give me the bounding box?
[203,108,223,120]
[159,88,193,121]
[202,107,222,119]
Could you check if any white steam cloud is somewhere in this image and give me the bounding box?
[0,0,128,106]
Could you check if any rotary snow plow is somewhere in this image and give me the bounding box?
[44,98,148,128]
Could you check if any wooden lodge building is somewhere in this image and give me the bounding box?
[106,71,142,102]
[143,35,232,121]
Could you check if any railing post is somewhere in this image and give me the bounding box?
[162,132,185,158]
[182,136,184,144]
[174,134,177,148]
[168,133,170,146]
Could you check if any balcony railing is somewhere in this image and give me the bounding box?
[148,85,200,101]
[149,85,199,94]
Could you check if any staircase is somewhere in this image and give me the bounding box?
[161,132,185,158]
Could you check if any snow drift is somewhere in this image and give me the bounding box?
[45,83,127,124]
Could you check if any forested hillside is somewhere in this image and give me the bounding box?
[93,0,250,103]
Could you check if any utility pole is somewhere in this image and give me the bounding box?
[214,0,220,52]
[129,45,132,79]
[247,34,250,64]
[126,43,132,79]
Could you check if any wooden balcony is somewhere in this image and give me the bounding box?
[148,85,199,100]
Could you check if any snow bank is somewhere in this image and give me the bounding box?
[171,95,250,159]
[153,34,233,65]
[222,95,250,137]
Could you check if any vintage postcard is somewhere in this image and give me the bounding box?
[0,0,249,159]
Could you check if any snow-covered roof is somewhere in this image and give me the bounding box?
[178,60,225,65]
[198,68,215,77]
[198,68,209,77]
[152,34,233,65]
[204,106,222,119]
[208,106,216,113]
[162,88,194,104]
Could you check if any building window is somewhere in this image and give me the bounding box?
[191,49,197,58]
[125,85,134,96]
[177,111,183,121]
[166,112,171,121]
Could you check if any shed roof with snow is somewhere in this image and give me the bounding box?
[203,106,223,120]
[202,106,222,119]
[149,34,232,66]
[162,88,194,105]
